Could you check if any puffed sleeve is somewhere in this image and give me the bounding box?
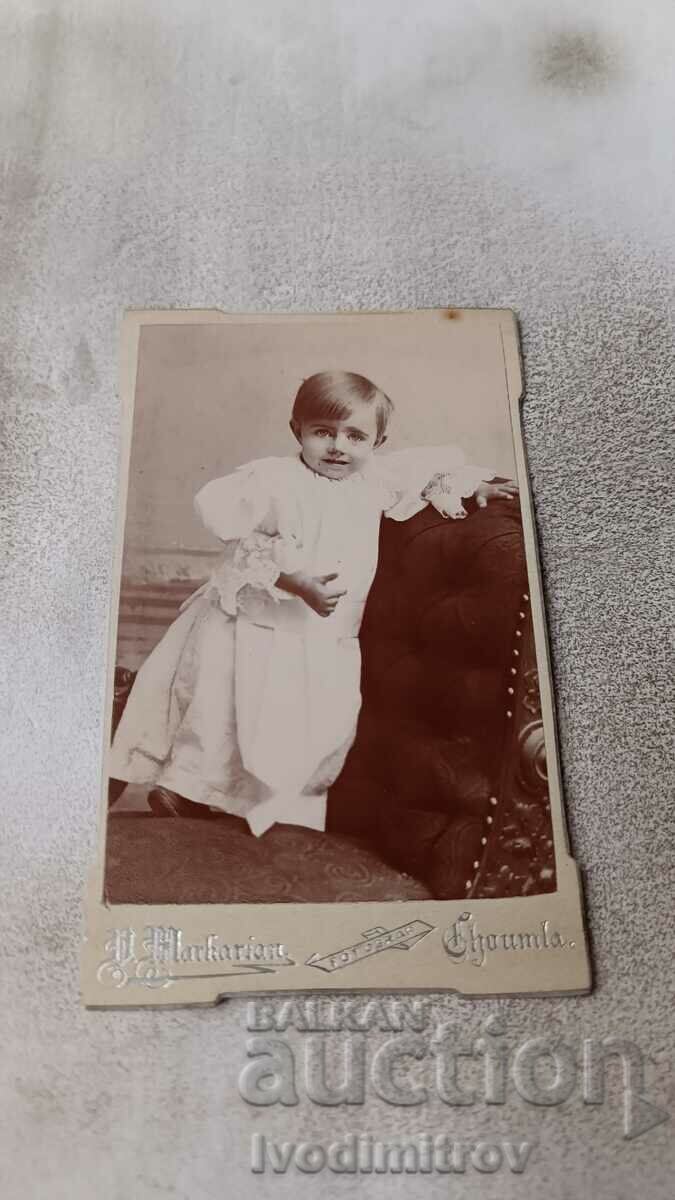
[193,459,304,615]
[375,446,496,521]
[195,459,280,541]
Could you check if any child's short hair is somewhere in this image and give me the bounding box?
[292,371,393,443]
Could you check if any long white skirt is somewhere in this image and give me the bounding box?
[109,593,362,836]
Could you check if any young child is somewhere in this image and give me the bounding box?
[110,371,516,835]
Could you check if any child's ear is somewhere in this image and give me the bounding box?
[289,419,302,444]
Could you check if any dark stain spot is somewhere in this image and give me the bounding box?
[71,336,99,400]
[533,29,623,94]
[443,309,460,320]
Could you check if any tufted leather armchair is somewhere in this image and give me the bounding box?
[327,491,556,901]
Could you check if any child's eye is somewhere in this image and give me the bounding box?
[314,429,331,437]
[348,432,366,442]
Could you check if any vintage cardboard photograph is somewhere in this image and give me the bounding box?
[82,309,590,1005]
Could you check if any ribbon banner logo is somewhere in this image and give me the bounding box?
[305,920,434,973]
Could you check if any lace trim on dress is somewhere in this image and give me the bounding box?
[210,532,298,615]
[421,466,495,520]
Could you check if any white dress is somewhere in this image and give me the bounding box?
[109,449,492,835]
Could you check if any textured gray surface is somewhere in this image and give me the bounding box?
[1,2,673,1197]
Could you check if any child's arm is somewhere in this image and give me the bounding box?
[194,462,315,613]
[376,448,517,522]
[194,489,343,614]
[194,461,348,616]
[422,470,518,519]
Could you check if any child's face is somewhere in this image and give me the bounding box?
[293,400,385,480]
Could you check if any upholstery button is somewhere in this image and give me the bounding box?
[515,630,522,637]
[508,686,514,694]
[486,815,493,824]
[506,710,513,717]
[513,649,520,656]
[489,796,498,805]
[473,860,479,869]
[481,836,487,845]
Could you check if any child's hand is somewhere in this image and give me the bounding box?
[275,568,347,615]
[301,573,348,618]
[474,479,519,508]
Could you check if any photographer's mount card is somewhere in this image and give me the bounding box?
[82,309,590,1006]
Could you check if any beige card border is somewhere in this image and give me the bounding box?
[82,308,591,1008]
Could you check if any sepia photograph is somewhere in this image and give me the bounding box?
[83,308,589,1004]
[8,2,673,1194]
